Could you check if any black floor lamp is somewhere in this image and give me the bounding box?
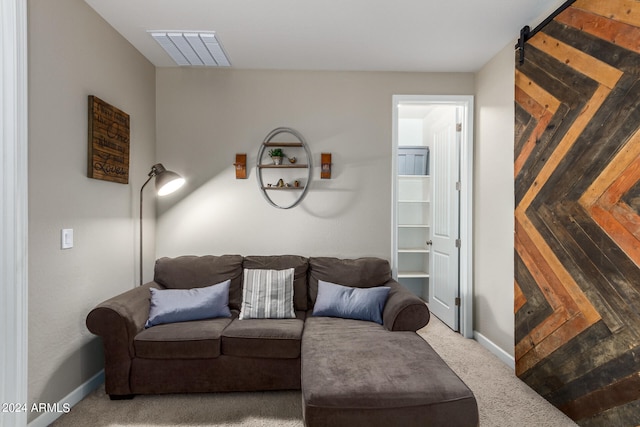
[139,163,185,285]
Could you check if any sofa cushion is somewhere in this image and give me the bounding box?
[308,257,391,307]
[221,311,305,359]
[312,280,390,325]
[239,268,296,319]
[145,280,231,328]
[302,316,479,427]
[134,317,232,359]
[154,255,244,310]
[243,255,308,311]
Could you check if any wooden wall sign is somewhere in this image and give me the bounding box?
[514,1,640,425]
[88,95,130,184]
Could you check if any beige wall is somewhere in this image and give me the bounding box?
[474,42,516,358]
[28,0,155,421]
[155,69,474,259]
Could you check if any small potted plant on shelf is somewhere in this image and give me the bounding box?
[268,148,285,165]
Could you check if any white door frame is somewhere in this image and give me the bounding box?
[392,95,474,338]
[1,1,29,426]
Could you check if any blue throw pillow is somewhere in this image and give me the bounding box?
[145,279,231,328]
[312,280,390,324]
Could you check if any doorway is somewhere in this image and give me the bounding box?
[1,0,29,424]
[392,95,474,338]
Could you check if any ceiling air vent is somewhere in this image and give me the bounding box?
[149,31,231,67]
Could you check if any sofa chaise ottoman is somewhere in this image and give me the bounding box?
[302,317,478,426]
[86,255,478,426]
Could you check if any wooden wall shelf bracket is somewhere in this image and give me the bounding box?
[234,153,247,179]
[321,153,332,179]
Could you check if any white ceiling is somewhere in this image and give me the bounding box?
[85,0,565,72]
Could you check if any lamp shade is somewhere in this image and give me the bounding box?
[156,171,185,196]
[151,163,185,196]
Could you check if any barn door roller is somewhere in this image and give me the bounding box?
[516,0,576,65]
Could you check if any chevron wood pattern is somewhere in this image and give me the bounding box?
[514,1,640,425]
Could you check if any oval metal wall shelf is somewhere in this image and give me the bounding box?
[257,127,312,209]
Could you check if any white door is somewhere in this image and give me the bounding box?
[428,107,461,331]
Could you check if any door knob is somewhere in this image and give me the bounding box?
[426,240,433,246]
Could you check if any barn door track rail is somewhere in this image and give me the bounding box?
[516,0,577,65]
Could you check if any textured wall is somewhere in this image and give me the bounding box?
[28,0,155,422]
[514,0,640,425]
[155,69,474,260]
[475,42,517,358]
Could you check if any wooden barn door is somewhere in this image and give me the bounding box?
[514,1,640,425]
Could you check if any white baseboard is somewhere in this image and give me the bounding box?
[474,330,515,369]
[27,370,104,427]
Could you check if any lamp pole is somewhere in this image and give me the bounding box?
[139,173,155,286]
[139,164,184,286]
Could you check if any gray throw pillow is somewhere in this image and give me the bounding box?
[145,279,231,328]
[312,280,390,324]
[239,268,295,319]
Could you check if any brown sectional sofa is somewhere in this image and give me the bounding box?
[86,255,478,426]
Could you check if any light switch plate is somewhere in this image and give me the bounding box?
[61,229,73,249]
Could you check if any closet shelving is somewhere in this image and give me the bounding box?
[397,174,431,285]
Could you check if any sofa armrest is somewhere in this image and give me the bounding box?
[382,280,430,332]
[86,282,157,396]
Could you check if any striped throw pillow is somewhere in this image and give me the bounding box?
[239,268,295,319]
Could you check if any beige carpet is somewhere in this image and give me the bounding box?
[51,316,577,427]
[416,317,577,427]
